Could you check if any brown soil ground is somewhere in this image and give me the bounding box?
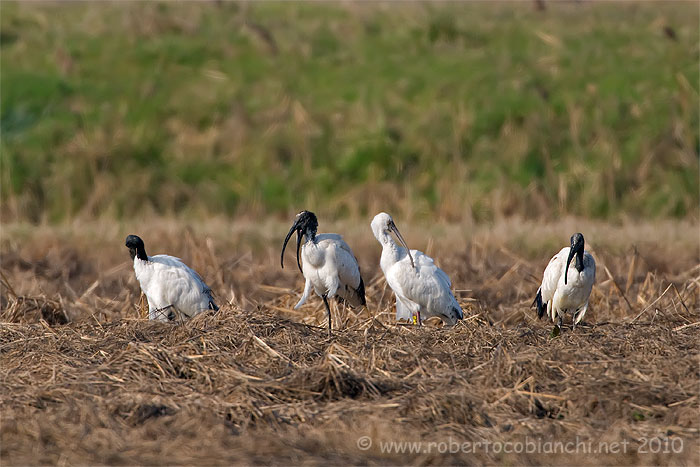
[1,218,698,465]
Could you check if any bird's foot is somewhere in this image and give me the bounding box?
[153,304,176,321]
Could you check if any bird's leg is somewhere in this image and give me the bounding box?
[322,294,332,336]
[154,304,175,321]
[557,314,563,329]
[341,299,348,328]
[417,309,422,327]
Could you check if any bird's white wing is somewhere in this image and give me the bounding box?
[323,238,364,307]
[301,234,344,269]
[384,257,413,301]
[147,255,216,316]
[321,235,357,265]
[412,249,452,288]
[315,233,344,244]
[386,252,428,300]
[334,244,361,290]
[386,249,461,321]
[300,236,364,307]
[150,255,212,294]
[315,236,362,288]
[149,254,187,268]
[539,247,569,304]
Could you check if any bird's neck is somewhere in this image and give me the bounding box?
[380,233,401,262]
[131,247,148,261]
[304,228,317,244]
[574,250,584,272]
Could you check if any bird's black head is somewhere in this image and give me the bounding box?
[565,232,585,284]
[570,233,585,251]
[125,234,148,261]
[281,210,318,273]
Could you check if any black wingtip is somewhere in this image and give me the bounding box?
[534,289,546,320]
[357,275,367,306]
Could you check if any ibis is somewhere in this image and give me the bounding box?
[533,232,596,329]
[281,210,366,335]
[125,234,219,322]
[370,212,463,326]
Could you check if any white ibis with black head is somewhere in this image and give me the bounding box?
[281,210,366,335]
[125,235,218,322]
[370,212,463,326]
[533,232,596,329]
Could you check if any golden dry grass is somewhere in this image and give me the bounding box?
[1,218,698,465]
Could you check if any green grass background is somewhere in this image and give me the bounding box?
[1,1,698,223]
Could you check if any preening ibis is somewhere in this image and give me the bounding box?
[281,210,366,335]
[370,212,463,326]
[125,235,218,322]
[533,232,596,329]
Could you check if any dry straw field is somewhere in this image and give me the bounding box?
[2,1,698,465]
[1,217,698,465]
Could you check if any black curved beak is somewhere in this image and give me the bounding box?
[390,221,414,268]
[281,220,304,273]
[281,222,296,269]
[564,246,575,285]
[295,230,302,273]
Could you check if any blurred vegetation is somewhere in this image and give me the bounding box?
[1,1,698,223]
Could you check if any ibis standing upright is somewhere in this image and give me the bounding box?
[281,210,366,335]
[533,232,596,329]
[125,235,219,322]
[370,212,463,326]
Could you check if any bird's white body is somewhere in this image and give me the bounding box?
[538,247,596,325]
[133,254,217,321]
[371,213,463,325]
[295,233,364,309]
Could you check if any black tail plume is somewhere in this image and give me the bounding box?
[357,275,366,306]
[533,288,546,320]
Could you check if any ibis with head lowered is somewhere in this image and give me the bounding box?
[125,234,218,322]
[370,212,463,326]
